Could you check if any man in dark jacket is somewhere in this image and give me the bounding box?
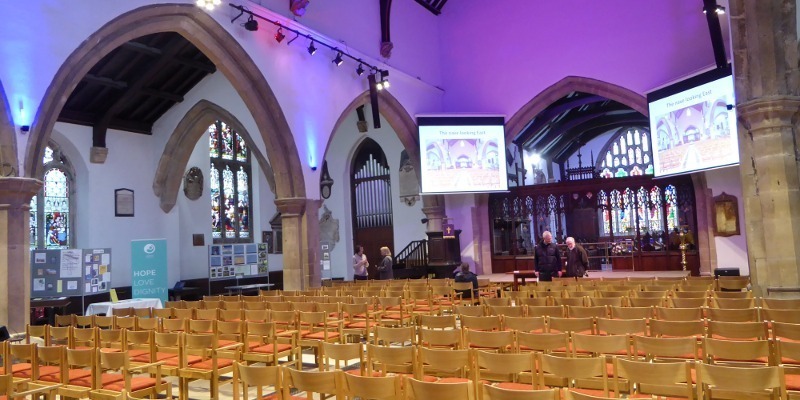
[534,231,560,281]
[564,236,589,278]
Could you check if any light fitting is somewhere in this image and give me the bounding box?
[703,4,725,14]
[275,27,286,43]
[244,15,258,31]
[356,63,365,76]
[333,52,344,66]
[196,0,221,11]
[307,41,317,55]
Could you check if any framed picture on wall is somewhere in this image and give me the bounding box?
[114,188,134,217]
[712,192,740,237]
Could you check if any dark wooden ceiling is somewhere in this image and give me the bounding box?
[58,32,216,147]
[513,91,648,164]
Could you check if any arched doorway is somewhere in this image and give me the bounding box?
[350,138,393,278]
[25,4,304,201]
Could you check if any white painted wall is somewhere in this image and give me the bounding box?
[703,165,749,275]
[321,105,427,280]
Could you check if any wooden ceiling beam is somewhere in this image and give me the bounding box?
[83,73,128,90]
[93,36,189,147]
[58,110,152,134]
[544,114,649,161]
[173,56,216,73]
[140,88,184,102]
[121,41,162,56]
[515,95,609,146]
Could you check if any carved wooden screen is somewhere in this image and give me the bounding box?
[350,138,394,278]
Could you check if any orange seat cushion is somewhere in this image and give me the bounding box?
[251,343,293,354]
[302,332,340,340]
[191,358,234,370]
[104,377,163,392]
[496,382,535,390]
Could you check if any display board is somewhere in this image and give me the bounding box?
[208,243,268,280]
[31,248,112,298]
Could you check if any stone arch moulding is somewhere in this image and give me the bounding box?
[505,76,649,142]
[25,3,304,200]
[324,89,444,209]
[0,79,18,176]
[154,99,278,213]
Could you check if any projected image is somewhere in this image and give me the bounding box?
[418,118,508,193]
[649,75,739,177]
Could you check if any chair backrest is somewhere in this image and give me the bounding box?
[282,367,344,399]
[488,305,525,317]
[405,376,475,400]
[463,329,514,352]
[417,315,456,330]
[695,363,785,400]
[571,333,630,357]
[366,343,415,375]
[761,308,800,324]
[633,335,700,361]
[649,319,705,338]
[321,342,364,373]
[418,328,462,349]
[373,326,415,346]
[460,315,501,331]
[609,306,653,320]
[417,347,470,378]
[548,317,595,334]
[516,331,569,354]
[628,297,665,308]
[454,305,486,317]
[596,318,647,336]
[613,358,693,399]
[537,353,608,396]
[343,372,402,400]
[483,385,559,400]
[705,307,759,322]
[761,298,800,310]
[706,320,768,340]
[703,337,772,366]
[527,306,566,318]
[568,306,608,319]
[234,362,282,400]
[655,307,703,321]
[503,316,546,333]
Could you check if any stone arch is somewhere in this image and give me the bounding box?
[324,90,444,210]
[25,4,303,200]
[0,79,17,176]
[153,99,277,213]
[505,76,649,141]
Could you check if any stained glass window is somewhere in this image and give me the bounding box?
[30,143,74,249]
[598,127,654,178]
[209,120,252,243]
[665,185,680,231]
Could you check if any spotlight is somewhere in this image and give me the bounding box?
[703,4,725,14]
[333,52,344,66]
[275,27,286,43]
[307,41,317,55]
[244,15,258,31]
[380,70,390,89]
[356,64,364,76]
[196,0,221,10]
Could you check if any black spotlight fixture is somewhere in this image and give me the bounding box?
[307,40,317,55]
[702,4,725,14]
[333,52,344,66]
[356,63,365,76]
[274,27,285,43]
[244,15,258,31]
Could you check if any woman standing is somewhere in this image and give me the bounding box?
[352,245,368,280]
[377,246,394,280]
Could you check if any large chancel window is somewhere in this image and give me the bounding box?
[209,120,252,243]
[597,127,654,178]
[30,144,74,249]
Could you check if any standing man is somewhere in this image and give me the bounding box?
[564,237,589,278]
[353,245,368,280]
[534,231,560,281]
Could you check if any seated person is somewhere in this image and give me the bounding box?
[454,262,479,298]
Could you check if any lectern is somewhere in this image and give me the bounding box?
[426,230,462,278]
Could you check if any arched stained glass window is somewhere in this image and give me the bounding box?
[30,143,74,249]
[597,127,654,178]
[209,120,253,243]
[665,185,680,231]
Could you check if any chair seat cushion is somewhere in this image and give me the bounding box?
[104,377,162,392]
[496,382,534,390]
[302,331,340,340]
[251,343,293,354]
[191,358,234,370]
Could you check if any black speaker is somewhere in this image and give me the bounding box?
[714,268,740,277]
[0,326,10,342]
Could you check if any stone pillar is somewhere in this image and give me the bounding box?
[275,197,320,291]
[0,177,42,333]
[729,0,800,295]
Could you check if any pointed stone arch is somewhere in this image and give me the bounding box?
[153,99,277,213]
[325,90,444,211]
[25,3,304,200]
[505,76,649,141]
[0,79,17,176]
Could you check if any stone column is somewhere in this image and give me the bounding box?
[729,0,800,295]
[275,197,320,291]
[0,177,42,333]
[421,194,447,232]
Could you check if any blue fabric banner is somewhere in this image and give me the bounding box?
[131,239,168,303]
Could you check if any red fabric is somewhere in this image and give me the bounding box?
[104,377,162,391]
[496,382,535,390]
[191,358,234,370]
[302,331,340,340]
[251,343,293,354]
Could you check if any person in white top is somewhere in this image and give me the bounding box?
[353,245,368,280]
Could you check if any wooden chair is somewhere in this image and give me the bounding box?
[548,317,595,335]
[231,363,282,400]
[694,363,785,400]
[172,308,195,320]
[473,349,536,389]
[34,345,69,384]
[711,297,755,309]
[568,306,608,319]
[703,337,772,367]
[609,306,653,320]
[612,358,694,400]
[483,385,559,400]
[113,316,136,330]
[761,309,800,324]
[589,297,625,307]
[151,332,183,377]
[298,311,343,365]
[712,291,753,299]
[706,308,759,322]
[243,321,299,368]
[656,307,703,321]
[503,316,546,333]
[25,324,48,345]
[772,321,800,341]
[516,332,569,355]
[151,308,172,319]
[340,303,377,342]
[55,314,75,327]
[649,319,705,338]
[463,329,514,353]
[669,298,708,308]
[596,318,647,336]
[536,353,609,396]
[72,326,99,349]
[372,326,415,347]
[418,328,463,349]
[527,306,566,318]
[343,372,402,400]
[716,276,750,292]
[762,298,800,310]
[405,376,476,400]
[455,305,486,317]
[75,315,95,328]
[366,344,416,377]
[58,348,99,399]
[0,373,61,399]
[706,320,768,340]
[48,325,72,347]
[92,349,171,400]
[518,297,551,307]
[133,308,152,319]
[111,307,133,317]
[633,335,701,362]
[320,342,364,374]
[135,316,160,331]
[416,347,471,382]
[178,333,241,400]
[460,315,502,332]
[417,314,457,330]
[488,305,525,317]
[282,367,344,400]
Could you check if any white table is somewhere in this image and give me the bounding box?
[85,298,163,316]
